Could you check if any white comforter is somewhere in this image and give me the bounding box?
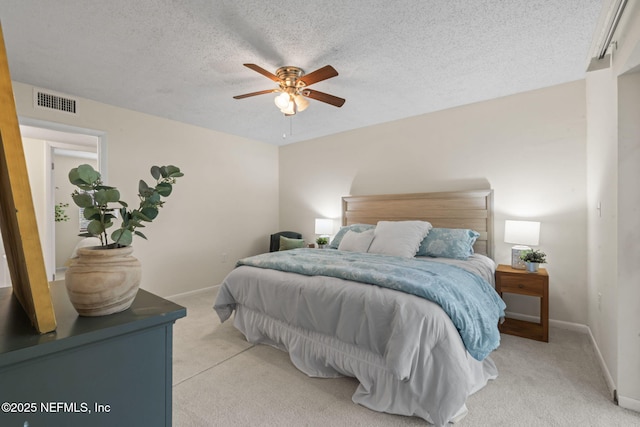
[214,254,499,426]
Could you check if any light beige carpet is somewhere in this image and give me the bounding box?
[170,287,640,426]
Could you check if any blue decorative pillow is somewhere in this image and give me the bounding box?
[329,224,376,249]
[416,228,480,260]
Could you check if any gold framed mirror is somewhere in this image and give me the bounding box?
[0,23,56,333]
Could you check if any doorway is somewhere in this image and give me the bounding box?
[18,120,106,281]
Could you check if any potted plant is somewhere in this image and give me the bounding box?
[55,202,70,222]
[520,249,546,273]
[65,164,183,316]
[316,237,329,249]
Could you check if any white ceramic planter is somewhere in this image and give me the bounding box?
[525,262,540,273]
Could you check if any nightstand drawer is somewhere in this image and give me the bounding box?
[498,274,545,296]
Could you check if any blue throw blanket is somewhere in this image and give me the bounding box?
[237,248,506,360]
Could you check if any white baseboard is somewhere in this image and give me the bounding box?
[618,395,640,413]
[166,284,220,300]
[504,311,589,333]
[585,327,617,400]
[549,318,590,333]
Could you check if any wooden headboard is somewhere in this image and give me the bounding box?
[342,190,494,259]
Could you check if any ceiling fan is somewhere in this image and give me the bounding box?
[233,64,345,115]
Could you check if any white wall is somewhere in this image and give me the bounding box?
[586,0,640,410]
[280,80,588,325]
[10,81,280,297]
[54,152,98,270]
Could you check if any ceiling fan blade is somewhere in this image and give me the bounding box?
[233,89,277,99]
[304,89,345,107]
[299,65,338,86]
[243,64,280,82]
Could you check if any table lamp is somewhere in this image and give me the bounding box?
[315,218,333,241]
[504,220,540,269]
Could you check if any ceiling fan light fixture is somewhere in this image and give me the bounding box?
[294,94,309,112]
[274,92,291,109]
[280,100,296,115]
[235,64,344,115]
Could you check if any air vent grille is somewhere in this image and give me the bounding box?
[33,89,77,114]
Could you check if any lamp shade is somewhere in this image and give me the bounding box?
[315,218,333,236]
[504,220,540,246]
[505,220,540,269]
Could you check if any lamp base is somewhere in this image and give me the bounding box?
[511,245,531,269]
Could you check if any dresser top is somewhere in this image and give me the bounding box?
[0,281,186,364]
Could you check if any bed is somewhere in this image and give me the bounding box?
[214,190,505,426]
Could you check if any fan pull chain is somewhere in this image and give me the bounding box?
[282,114,294,139]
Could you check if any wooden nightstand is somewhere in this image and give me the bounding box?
[495,264,549,342]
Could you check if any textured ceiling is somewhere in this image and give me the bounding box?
[0,1,603,145]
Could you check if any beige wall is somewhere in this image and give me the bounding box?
[586,0,640,411]
[586,66,619,392]
[22,137,47,268]
[617,70,640,409]
[10,81,280,297]
[280,80,588,325]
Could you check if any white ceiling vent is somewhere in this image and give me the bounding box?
[33,88,78,115]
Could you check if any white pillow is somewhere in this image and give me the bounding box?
[337,229,375,252]
[368,221,432,258]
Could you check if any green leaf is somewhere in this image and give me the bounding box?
[139,179,150,194]
[134,230,148,240]
[133,210,152,222]
[140,207,158,220]
[156,182,172,197]
[83,206,100,219]
[104,188,121,203]
[165,165,181,177]
[93,188,120,205]
[133,231,148,240]
[77,164,100,184]
[95,185,116,191]
[150,166,161,180]
[68,168,83,186]
[94,189,108,205]
[74,184,95,192]
[111,229,132,246]
[87,220,105,235]
[72,192,94,208]
[148,192,161,204]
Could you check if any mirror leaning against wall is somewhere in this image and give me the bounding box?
[26,126,100,283]
[1,125,100,287]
